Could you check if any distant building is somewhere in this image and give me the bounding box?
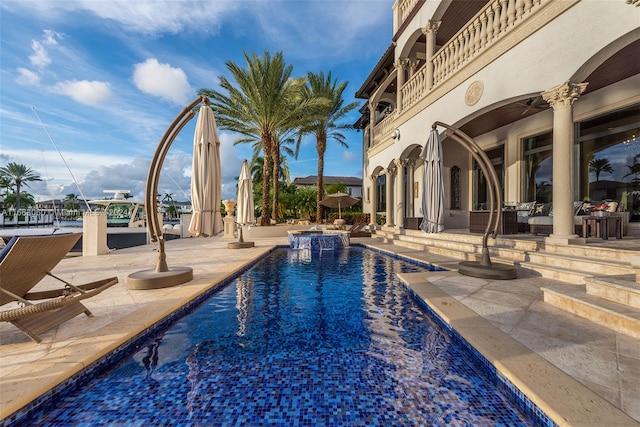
[293,176,363,198]
[34,199,82,219]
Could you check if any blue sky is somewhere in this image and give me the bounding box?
[0,0,393,202]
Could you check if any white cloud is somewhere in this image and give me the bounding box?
[52,80,113,106]
[28,30,62,68]
[342,151,359,162]
[29,40,52,68]
[16,67,41,86]
[42,29,62,45]
[72,1,235,35]
[15,30,64,86]
[133,58,193,105]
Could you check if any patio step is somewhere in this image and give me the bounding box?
[525,251,633,278]
[586,276,640,309]
[383,229,635,284]
[541,284,640,339]
[519,262,596,284]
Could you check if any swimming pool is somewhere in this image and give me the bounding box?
[16,247,549,426]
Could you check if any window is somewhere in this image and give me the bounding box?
[376,175,386,212]
[578,104,640,221]
[450,166,460,210]
[523,132,553,203]
[473,146,504,210]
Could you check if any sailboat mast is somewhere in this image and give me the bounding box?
[31,107,92,212]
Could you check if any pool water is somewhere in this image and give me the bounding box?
[26,247,539,426]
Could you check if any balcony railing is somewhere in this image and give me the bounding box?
[433,0,543,86]
[396,0,545,116]
[397,0,421,26]
[372,112,396,147]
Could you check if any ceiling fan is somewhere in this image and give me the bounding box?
[518,96,547,116]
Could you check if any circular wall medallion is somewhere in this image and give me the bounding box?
[465,81,484,106]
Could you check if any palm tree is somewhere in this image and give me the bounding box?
[201,51,317,226]
[250,156,264,186]
[162,193,178,220]
[589,157,613,182]
[202,52,327,225]
[245,133,296,222]
[0,175,12,209]
[0,162,42,211]
[299,71,359,223]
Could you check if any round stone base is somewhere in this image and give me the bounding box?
[127,266,193,290]
[457,261,517,280]
[227,241,255,249]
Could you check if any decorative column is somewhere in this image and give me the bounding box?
[369,174,378,227]
[422,20,441,91]
[541,81,588,245]
[395,159,406,230]
[395,59,407,113]
[406,159,415,217]
[385,167,395,226]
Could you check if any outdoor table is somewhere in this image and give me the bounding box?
[581,215,622,240]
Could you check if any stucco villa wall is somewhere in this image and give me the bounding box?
[363,1,639,219]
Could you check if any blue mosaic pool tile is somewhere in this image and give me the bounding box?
[3,247,556,427]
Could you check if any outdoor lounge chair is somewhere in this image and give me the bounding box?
[0,233,118,343]
[348,223,371,237]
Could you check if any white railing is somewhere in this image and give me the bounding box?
[433,0,543,86]
[397,0,420,25]
[372,112,396,147]
[400,66,427,112]
[377,0,545,141]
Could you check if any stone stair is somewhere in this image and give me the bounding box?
[371,227,640,338]
[542,277,640,339]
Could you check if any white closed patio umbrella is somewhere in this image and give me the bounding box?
[236,159,254,227]
[420,128,445,233]
[188,103,223,237]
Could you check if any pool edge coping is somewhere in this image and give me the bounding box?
[394,270,638,427]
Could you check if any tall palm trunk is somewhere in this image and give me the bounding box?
[272,142,280,222]
[261,136,273,226]
[315,133,327,223]
[15,182,22,211]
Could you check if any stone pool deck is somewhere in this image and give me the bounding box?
[0,235,638,426]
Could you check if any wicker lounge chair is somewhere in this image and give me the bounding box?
[0,233,118,343]
[348,223,371,237]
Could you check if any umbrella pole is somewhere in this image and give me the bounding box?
[238,225,245,243]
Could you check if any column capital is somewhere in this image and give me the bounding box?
[393,158,404,169]
[541,81,588,110]
[408,59,420,73]
[394,58,410,70]
[369,174,378,182]
[421,20,441,35]
[386,165,397,175]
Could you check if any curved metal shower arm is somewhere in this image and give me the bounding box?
[446,132,498,247]
[432,121,503,243]
[145,95,208,244]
